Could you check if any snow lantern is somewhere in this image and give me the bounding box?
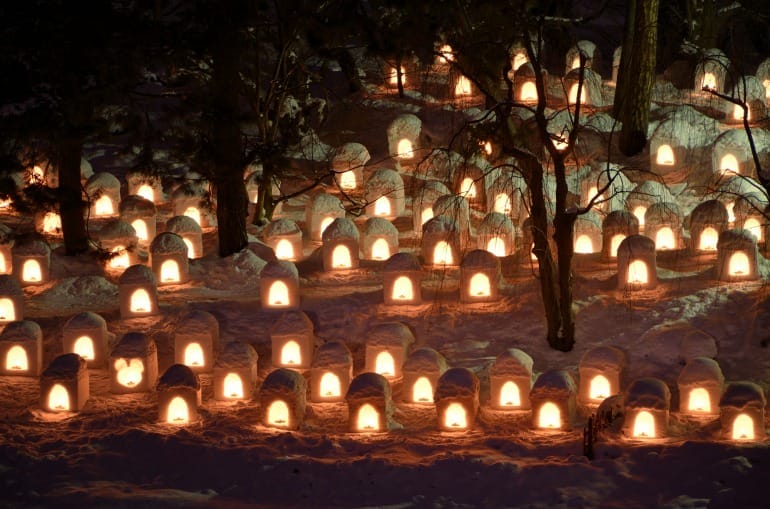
[126,171,163,204]
[361,217,398,261]
[165,215,203,259]
[260,368,306,430]
[611,46,621,83]
[514,63,539,102]
[85,172,121,218]
[213,341,258,401]
[0,320,43,377]
[332,142,370,192]
[36,209,62,236]
[322,217,360,271]
[487,171,527,220]
[625,181,674,231]
[365,168,405,219]
[0,223,14,275]
[433,194,471,243]
[412,180,450,234]
[346,372,396,433]
[260,260,299,310]
[565,40,598,74]
[12,235,50,286]
[733,194,766,243]
[0,275,23,324]
[97,220,140,271]
[677,357,724,416]
[716,229,759,281]
[564,68,603,107]
[109,332,158,394]
[616,235,658,290]
[306,192,345,242]
[460,249,501,303]
[174,310,219,373]
[719,382,766,441]
[61,312,114,369]
[452,73,474,98]
[310,341,353,403]
[453,158,489,209]
[477,212,515,258]
[578,346,626,406]
[489,348,534,410]
[158,364,201,425]
[243,171,261,204]
[644,202,683,252]
[530,370,577,430]
[270,311,314,370]
[573,211,602,255]
[623,378,671,439]
[402,348,448,404]
[758,57,770,102]
[386,113,421,162]
[171,184,215,228]
[712,129,753,177]
[150,232,189,286]
[119,195,157,246]
[118,265,159,318]
[263,219,303,261]
[40,354,89,413]
[694,48,729,92]
[382,252,422,306]
[689,200,728,254]
[364,321,415,379]
[723,75,766,123]
[421,215,461,267]
[434,367,480,432]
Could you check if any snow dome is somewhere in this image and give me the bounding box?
[174,310,219,373]
[119,195,157,245]
[171,184,215,228]
[486,170,527,220]
[578,346,626,406]
[563,68,603,107]
[625,181,674,230]
[433,194,471,241]
[85,172,121,218]
[263,218,303,262]
[616,235,658,291]
[530,370,577,431]
[693,48,730,93]
[126,171,163,204]
[98,219,139,271]
[259,368,307,430]
[260,260,299,310]
[382,252,422,306]
[573,210,602,256]
[12,235,51,286]
[719,382,766,441]
[386,113,421,162]
[514,63,539,103]
[306,192,345,242]
[715,229,759,282]
[421,215,461,267]
[364,321,415,380]
[365,168,405,219]
[688,199,728,254]
[412,180,450,234]
[165,215,203,259]
[361,217,398,261]
[270,311,314,370]
[0,275,23,324]
[150,232,190,285]
[157,364,201,425]
[109,332,158,394]
[310,341,353,403]
[0,223,13,276]
[460,249,501,303]
[321,217,360,271]
[677,357,724,416]
[489,348,534,410]
[732,194,767,244]
[61,311,114,369]
[40,353,89,413]
[644,202,683,252]
[723,75,767,123]
[434,367,480,432]
[452,157,490,210]
[623,378,671,439]
[0,320,43,377]
[712,129,756,178]
[213,341,258,401]
[345,372,396,433]
[565,40,599,75]
[332,142,370,192]
[402,347,448,405]
[477,212,515,258]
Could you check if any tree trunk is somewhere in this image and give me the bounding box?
[252,163,277,226]
[395,51,405,98]
[551,153,576,352]
[56,136,89,255]
[613,0,636,119]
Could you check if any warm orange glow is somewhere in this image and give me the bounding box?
[73,336,95,361]
[371,238,390,260]
[433,241,454,265]
[455,75,472,96]
[389,66,405,86]
[732,413,755,440]
[94,195,114,216]
[486,237,506,257]
[280,340,301,366]
[412,376,433,403]
[29,165,45,184]
[183,206,201,226]
[744,217,762,241]
[764,79,770,100]
[331,245,352,269]
[586,186,603,208]
[702,72,717,91]
[438,44,454,63]
[5,345,28,371]
[655,227,675,251]
[167,396,189,424]
[699,227,719,251]
[459,178,476,199]
[160,259,180,283]
[511,52,527,71]
[519,81,538,102]
[553,137,568,151]
[728,251,750,276]
[568,83,587,104]
[115,358,144,387]
[632,410,655,437]
[319,372,341,398]
[574,234,594,254]
[268,281,290,306]
[571,55,581,70]
[131,219,148,242]
[482,141,493,155]
[396,139,413,159]
[633,206,647,227]
[109,246,129,269]
[493,193,512,214]
[688,387,711,413]
[392,276,414,301]
[130,288,152,313]
[733,103,750,121]
[22,259,42,282]
[42,212,61,234]
[320,216,334,236]
[0,253,5,274]
[420,207,434,226]
[469,272,491,297]
[444,402,468,429]
[0,298,15,321]
[47,384,70,412]
[183,238,195,259]
[610,234,625,258]
[248,188,259,203]
[224,373,244,399]
[275,239,294,260]
[137,184,154,202]
[267,399,290,426]
[499,381,521,407]
[357,403,380,431]
[656,144,675,165]
[720,153,739,174]
[339,170,356,190]
[538,402,561,429]
[184,342,204,367]
[628,260,648,285]
[589,375,611,400]
[373,196,391,217]
[375,351,395,377]
[726,202,736,224]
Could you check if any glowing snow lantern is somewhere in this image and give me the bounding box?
[656,144,675,165]
[511,51,527,72]
[310,341,352,403]
[213,342,257,401]
[435,368,479,432]
[346,372,395,433]
[486,237,506,257]
[373,196,391,217]
[732,103,750,121]
[118,265,158,318]
[382,252,422,306]
[716,230,758,281]
[388,113,421,161]
[719,382,765,440]
[0,276,23,324]
[437,44,454,63]
[477,212,514,258]
[131,289,151,312]
[530,370,577,430]
[86,172,121,218]
[633,206,647,227]
[362,217,398,261]
[332,245,351,268]
[270,311,314,370]
[275,239,294,260]
[468,273,490,297]
[41,211,62,234]
[62,312,113,369]
[633,411,655,437]
[358,403,380,430]
[184,343,204,367]
[47,384,70,411]
[260,261,299,310]
[183,206,201,226]
[538,402,562,429]
[519,81,538,102]
[702,72,717,91]
[388,66,406,86]
[421,207,434,226]
[412,179,448,235]
[700,228,719,251]
[392,276,413,301]
[617,235,657,290]
[397,139,413,159]
[224,373,244,399]
[94,195,114,216]
[460,250,500,303]
[0,298,15,322]
[433,241,454,265]
[493,193,512,214]
[720,153,739,174]
[574,234,593,254]
[624,378,671,439]
[13,236,51,286]
[375,351,394,377]
[260,368,307,430]
[628,260,648,284]
[322,218,360,271]
[264,218,303,262]
[729,252,749,275]
[307,193,345,241]
[413,377,434,403]
[575,347,625,408]
[166,215,203,259]
[365,168,405,218]
[571,55,581,70]
[131,219,148,242]
[22,260,41,283]
[654,226,676,251]
[158,364,201,425]
[136,184,155,202]
[0,320,42,377]
[40,354,89,412]
[732,414,755,440]
[743,217,762,241]
[109,246,130,269]
[281,341,300,366]
[568,83,587,104]
[689,200,728,255]
[764,79,770,100]
[73,336,95,361]
[490,349,533,410]
[109,332,158,393]
[444,402,468,428]
[459,177,476,199]
[126,172,163,204]
[403,347,447,404]
[365,322,414,379]
[150,232,189,286]
[5,344,28,372]
[454,75,472,96]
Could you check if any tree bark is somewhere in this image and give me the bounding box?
[56,136,89,255]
